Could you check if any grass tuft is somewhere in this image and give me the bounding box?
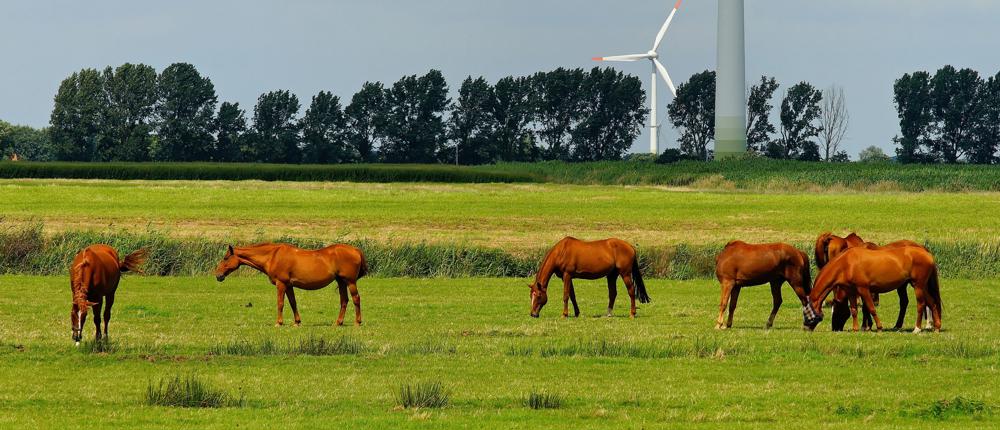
[524,390,563,409]
[144,374,244,408]
[397,381,450,409]
[907,397,990,420]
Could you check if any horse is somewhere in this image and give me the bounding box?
[714,241,811,329]
[69,245,148,344]
[804,245,942,333]
[528,237,649,318]
[815,232,929,331]
[214,243,368,326]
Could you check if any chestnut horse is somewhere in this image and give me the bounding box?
[804,245,942,332]
[715,241,811,329]
[815,232,928,331]
[529,237,649,318]
[214,243,368,326]
[69,244,148,344]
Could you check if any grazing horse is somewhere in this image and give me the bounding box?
[804,245,942,332]
[69,245,148,344]
[214,243,368,326]
[815,232,929,331]
[714,241,811,329]
[528,237,649,318]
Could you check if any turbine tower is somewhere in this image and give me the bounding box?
[714,0,747,158]
[593,0,683,155]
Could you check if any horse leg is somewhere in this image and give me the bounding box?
[335,279,349,326]
[606,275,618,317]
[766,281,783,329]
[849,294,860,332]
[561,274,571,318]
[912,285,927,333]
[894,287,909,331]
[716,280,735,329]
[348,281,362,326]
[858,289,883,332]
[103,294,114,339]
[92,299,103,341]
[622,272,637,318]
[275,282,287,327]
[285,287,302,326]
[726,286,742,328]
[568,279,580,317]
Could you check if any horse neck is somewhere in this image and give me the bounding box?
[809,270,835,310]
[535,251,559,288]
[235,245,279,274]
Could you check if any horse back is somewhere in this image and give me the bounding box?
[716,242,803,284]
[72,245,123,296]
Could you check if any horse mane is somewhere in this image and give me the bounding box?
[71,258,89,306]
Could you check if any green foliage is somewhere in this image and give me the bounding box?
[300,91,351,164]
[904,397,990,420]
[49,68,106,161]
[668,70,716,160]
[0,121,53,161]
[153,63,218,162]
[775,82,824,160]
[746,76,779,153]
[102,63,158,161]
[532,67,585,160]
[248,90,301,163]
[858,145,890,163]
[344,81,387,163]
[380,70,450,163]
[524,391,563,409]
[397,381,450,409]
[144,374,244,408]
[214,102,246,162]
[571,67,647,161]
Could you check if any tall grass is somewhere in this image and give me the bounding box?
[209,336,364,356]
[4,223,1000,279]
[144,374,244,408]
[524,390,563,409]
[396,381,450,409]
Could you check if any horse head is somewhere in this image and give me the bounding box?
[215,245,240,282]
[528,279,547,318]
[802,299,823,331]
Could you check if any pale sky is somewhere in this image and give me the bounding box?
[2,0,999,156]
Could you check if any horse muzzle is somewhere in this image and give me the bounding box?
[216,274,226,282]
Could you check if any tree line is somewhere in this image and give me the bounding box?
[2,63,647,164]
[666,71,852,162]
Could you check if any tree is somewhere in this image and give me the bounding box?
[929,66,981,163]
[532,68,585,160]
[153,63,218,161]
[972,72,1000,164]
[49,69,106,161]
[101,63,157,161]
[248,90,301,163]
[379,70,450,163]
[300,91,350,164]
[858,145,890,163]
[667,70,716,160]
[746,76,779,154]
[892,71,934,163]
[0,121,54,161]
[345,82,387,163]
[491,76,538,162]
[571,68,647,161]
[774,82,823,160]
[214,102,246,162]
[447,76,496,164]
[819,85,850,161]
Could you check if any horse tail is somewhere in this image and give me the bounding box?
[800,250,813,295]
[357,249,370,279]
[119,248,149,274]
[928,264,942,318]
[631,253,651,304]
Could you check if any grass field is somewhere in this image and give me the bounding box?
[3,179,1000,250]
[2,275,998,428]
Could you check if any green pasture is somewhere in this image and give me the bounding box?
[3,179,1000,250]
[1,275,997,428]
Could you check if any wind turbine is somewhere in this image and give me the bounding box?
[593,0,683,155]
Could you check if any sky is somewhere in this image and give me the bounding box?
[2,0,1000,157]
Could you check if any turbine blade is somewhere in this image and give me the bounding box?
[652,0,683,52]
[593,54,651,62]
[653,59,677,97]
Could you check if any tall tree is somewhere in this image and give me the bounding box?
[818,85,850,161]
[300,91,351,164]
[447,76,496,165]
[101,63,157,161]
[571,67,646,161]
[345,82,387,163]
[532,68,585,160]
[972,72,1000,164]
[214,102,247,162]
[248,90,301,163]
[153,63,218,161]
[667,70,716,160]
[379,70,450,163]
[491,76,538,162]
[893,71,934,163]
[0,122,54,161]
[773,82,823,160]
[929,65,981,163]
[746,76,779,154]
[49,69,106,161]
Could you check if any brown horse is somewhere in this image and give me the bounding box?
[815,232,928,330]
[804,245,942,332]
[214,243,368,326]
[529,237,649,318]
[69,244,148,344]
[714,241,811,329]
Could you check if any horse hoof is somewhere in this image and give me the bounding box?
[75,342,80,347]
[293,322,301,327]
[275,323,283,327]
[913,327,922,334]
[336,321,345,326]
[355,321,362,327]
